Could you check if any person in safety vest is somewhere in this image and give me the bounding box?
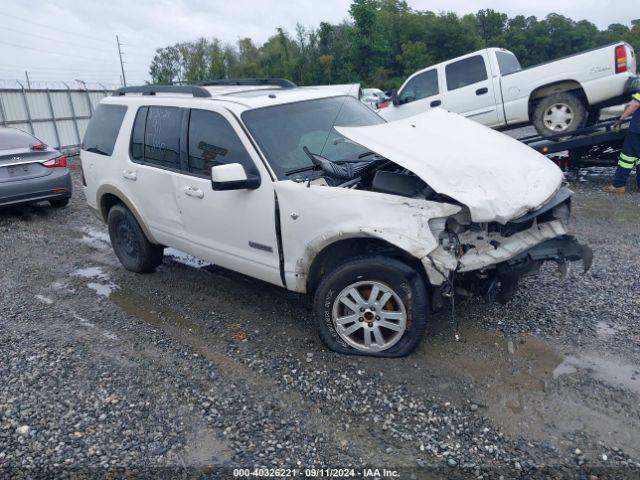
[603,86,640,193]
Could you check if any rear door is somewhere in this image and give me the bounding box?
[173,107,281,286]
[381,69,441,121]
[440,53,501,126]
[126,105,185,243]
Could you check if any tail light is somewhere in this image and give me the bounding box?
[31,143,47,150]
[43,156,68,168]
[376,99,390,109]
[615,45,627,73]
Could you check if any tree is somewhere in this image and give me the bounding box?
[148,2,636,88]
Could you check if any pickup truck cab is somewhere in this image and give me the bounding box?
[379,43,637,136]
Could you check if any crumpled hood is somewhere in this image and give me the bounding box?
[336,108,563,224]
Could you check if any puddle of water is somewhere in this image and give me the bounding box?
[73,266,109,280]
[87,282,117,298]
[596,321,625,337]
[555,353,640,395]
[73,314,95,328]
[80,227,111,244]
[165,248,211,268]
[35,294,53,305]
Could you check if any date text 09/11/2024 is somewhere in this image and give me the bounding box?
[232,468,400,477]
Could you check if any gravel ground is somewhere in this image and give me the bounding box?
[0,159,639,479]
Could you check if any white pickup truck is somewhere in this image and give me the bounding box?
[378,43,638,136]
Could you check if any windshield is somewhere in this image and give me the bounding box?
[242,96,385,179]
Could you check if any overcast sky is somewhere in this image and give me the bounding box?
[0,0,637,88]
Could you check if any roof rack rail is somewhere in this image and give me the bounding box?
[112,85,212,98]
[199,78,297,89]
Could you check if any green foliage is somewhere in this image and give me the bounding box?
[148,1,637,88]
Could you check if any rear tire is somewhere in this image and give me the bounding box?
[585,108,601,127]
[313,256,429,357]
[107,203,163,273]
[49,198,69,208]
[532,92,587,137]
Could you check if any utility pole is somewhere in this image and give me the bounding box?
[25,71,31,89]
[116,35,127,87]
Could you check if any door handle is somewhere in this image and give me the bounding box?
[476,87,489,96]
[430,100,441,107]
[122,169,137,181]
[183,186,204,199]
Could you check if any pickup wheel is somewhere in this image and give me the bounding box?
[532,92,587,136]
[107,204,164,273]
[313,256,429,357]
[585,108,601,127]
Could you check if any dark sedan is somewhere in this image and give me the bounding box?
[0,128,72,208]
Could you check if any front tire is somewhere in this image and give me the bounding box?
[532,92,587,136]
[107,204,164,273]
[313,256,429,357]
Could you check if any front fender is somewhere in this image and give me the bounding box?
[273,181,461,293]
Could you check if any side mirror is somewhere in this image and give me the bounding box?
[211,163,260,191]
[391,89,400,106]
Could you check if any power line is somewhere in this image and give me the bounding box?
[0,25,117,55]
[0,11,149,52]
[0,63,149,73]
[0,39,118,62]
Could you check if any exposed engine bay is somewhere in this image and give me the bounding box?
[292,148,592,306]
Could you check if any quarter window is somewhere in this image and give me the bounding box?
[399,69,439,104]
[445,55,488,91]
[82,104,127,156]
[187,109,256,177]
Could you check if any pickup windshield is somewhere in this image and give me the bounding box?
[496,51,522,75]
[242,96,385,179]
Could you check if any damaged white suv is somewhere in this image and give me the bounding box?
[81,82,592,357]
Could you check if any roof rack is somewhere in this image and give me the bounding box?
[199,78,297,89]
[112,85,212,98]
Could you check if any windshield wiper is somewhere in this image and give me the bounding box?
[285,164,318,176]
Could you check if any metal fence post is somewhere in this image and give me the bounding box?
[84,87,93,116]
[45,88,62,150]
[17,81,35,135]
[63,82,81,146]
[0,91,7,127]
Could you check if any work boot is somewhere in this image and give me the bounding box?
[602,185,626,193]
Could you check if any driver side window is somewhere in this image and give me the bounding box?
[399,69,439,105]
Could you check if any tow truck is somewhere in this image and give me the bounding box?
[518,117,629,170]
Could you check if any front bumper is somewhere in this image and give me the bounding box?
[0,169,72,207]
[499,234,593,277]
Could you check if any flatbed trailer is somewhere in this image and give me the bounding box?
[518,118,629,169]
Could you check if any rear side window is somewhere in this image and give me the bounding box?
[130,106,183,170]
[187,109,256,177]
[445,55,488,91]
[496,51,521,75]
[399,69,439,104]
[82,104,127,156]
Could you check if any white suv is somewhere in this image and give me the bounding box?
[80,81,592,357]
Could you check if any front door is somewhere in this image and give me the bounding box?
[439,53,501,127]
[380,68,441,121]
[174,108,282,286]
